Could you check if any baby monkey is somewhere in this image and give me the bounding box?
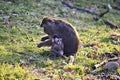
[50,35,65,58]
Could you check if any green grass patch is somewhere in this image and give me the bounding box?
[0,0,120,79]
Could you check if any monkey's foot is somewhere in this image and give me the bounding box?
[68,55,74,65]
[61,55,67,59]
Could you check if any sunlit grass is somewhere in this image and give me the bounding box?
[0,0,120,79]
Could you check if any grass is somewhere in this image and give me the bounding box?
[0,0,120,79]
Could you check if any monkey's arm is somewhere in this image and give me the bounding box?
[50,48,65,57]
[41,35,50,41]
[50,48,59,54]
[37,39,52,48]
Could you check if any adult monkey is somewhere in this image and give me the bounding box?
[37,17,80,64]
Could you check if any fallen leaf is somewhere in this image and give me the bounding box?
[64,67,73,72]
[45,68,53,71]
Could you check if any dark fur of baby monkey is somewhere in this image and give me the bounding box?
[50,35,64,57]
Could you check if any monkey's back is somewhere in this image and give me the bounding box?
[55,20,80,56]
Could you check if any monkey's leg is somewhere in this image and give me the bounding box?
[37,39,52,48]
[41,35,50,41]
[50,48,58,54]
[50,49,66,58]
[68,55,74,65]
[50,49,61,56]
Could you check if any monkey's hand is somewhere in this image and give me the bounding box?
[37,39,52,48]
[37,43,43,48]
[51,48,62,55]
[41,35,49,41]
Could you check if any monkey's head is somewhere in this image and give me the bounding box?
[51,35,64,57]
[40,17,56,35]
[40,17,55,27]
[52,35,62,45]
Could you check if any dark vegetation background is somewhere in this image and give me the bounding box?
[0,0,120,79]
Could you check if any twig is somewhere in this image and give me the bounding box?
[93,57,119,69]
[112,6,120,10]
[62,1,99,16]
[103,19,118,29]
[62,1,119,29]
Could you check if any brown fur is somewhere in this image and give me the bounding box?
[37,17,80,56]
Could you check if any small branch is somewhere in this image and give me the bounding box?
[62,1,99,16]
[94,60,107,69]
[93,57,119,69]
[108,57,119,62]
[112,6,120,10]
[62,1,111,17]
[99,9,109,17]
[93,9,109,21]
[94,4,111,20]
[62,1,119,29]
[103,19,118,29]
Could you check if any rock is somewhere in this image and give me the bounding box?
[20,60,26,64]
[7,1,12,5]
[3,16,10,19]
[20,59,27,66]
[62,61,67,65]
[83,74,98,80]
[112,40,120,45]
[112,75,120,79]
[19,40,24,44]
[29,12,36,17]
[28,56,35,61]
[103,62,119,70]
[12,14,18,16]
[0,10,4,14]
[32,53,39,58]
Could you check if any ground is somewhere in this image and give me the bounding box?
[0,0,120,80]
